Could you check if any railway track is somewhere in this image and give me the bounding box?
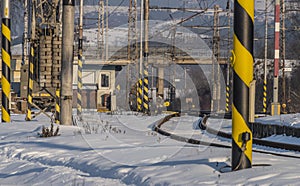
[153,113,300,159]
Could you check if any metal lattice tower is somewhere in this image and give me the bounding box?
[25,0,62,121]
[127,0,139,110]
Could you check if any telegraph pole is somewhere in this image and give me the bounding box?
[1,0,11,122]
[77,0,83,120]
[26,0,36,121]
[143,0,150,114]
[22,0,29,66]
[211,5,220,112]
[128,0,138,110]
[271,0,281,116]
[137,0,144,112]
[263,0,268,114]
[280,0,287,113]
[98,0,104,59]
[60,0,75,125]
[232,0,254,170]
[105,0,109,61]
[225,0,231,113]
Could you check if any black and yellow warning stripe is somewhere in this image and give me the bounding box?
[225,85,230,112]
[55,89,60,124]
[2,17,11,122]
[77,48,83,118]
[143,61,149,114]
[137,75,143,112]
[25,45,34,121]
[263,80,267,113]
[232,0,254,170]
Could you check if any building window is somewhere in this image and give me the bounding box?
[101,74,109,87]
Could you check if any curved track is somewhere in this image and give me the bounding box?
[153,113,300,159]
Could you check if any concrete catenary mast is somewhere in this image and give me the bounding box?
[60,0,75,125]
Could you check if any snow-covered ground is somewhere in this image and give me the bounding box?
[0,112,300,185]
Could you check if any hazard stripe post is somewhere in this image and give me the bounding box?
[263,80,267,113]
[232,0,254,170]
[142,0,150,114]
[143,64,149,114]
[26,45,34,121]
[225,85,230,112]
[137,77,143,111]
[2,0,11,122]
[55,89,60,124]
[77,0,83,120]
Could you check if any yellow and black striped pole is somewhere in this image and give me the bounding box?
[55,89,60,124]
[263,80,267,113]
[232,0,254,170]
[25,44,34,121]
[1,0,11,122]
[137,76,143,112]
[77,0,83,120]
[142,0,150,115]
[143,63,149,114]
[225,85,230,112]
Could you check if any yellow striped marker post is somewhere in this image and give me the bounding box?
[263,80,267,113]
[143,63,149,114]
[2,0,11,122]
[232,0,254,170]
[25,45,34,121]
[55,89,60,124]
[225,85,230,112]
[142,0,150,115]
[137,77,143,112]
[77,0,83,120]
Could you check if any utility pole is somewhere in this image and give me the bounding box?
[280,0,287,113]
[23,0,29,66]
[1,0,11,122]
[143,0,150,114]
[105,0,109,61]
[232,0,254,170]
[137,0,144,112]
[25,1,36,121]
[211,5,220,113]
[60,0,75,125]
[77,0,83,120]
[98,0,104,60]
[128,0,138,110]
[271,0,281,116]
[263,0,268,114]
[225,0,231,113]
